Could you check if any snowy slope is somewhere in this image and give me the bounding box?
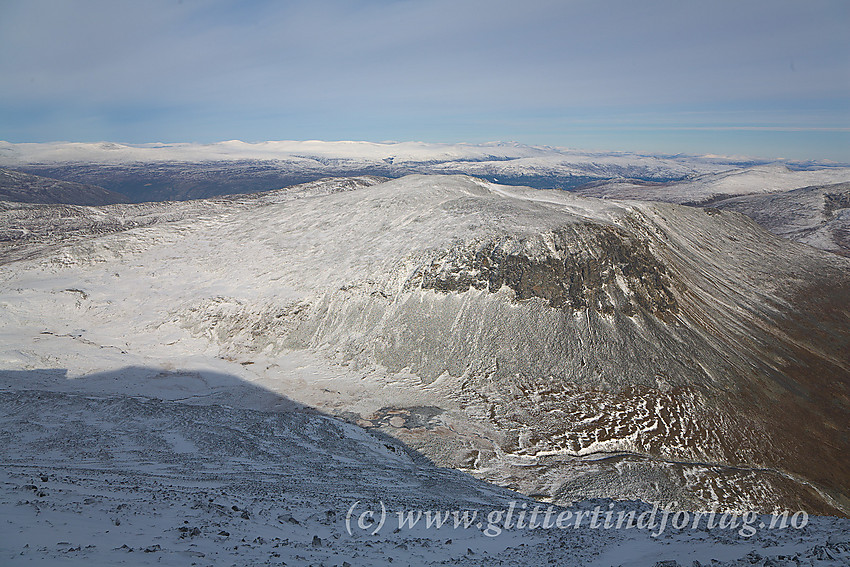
[576,169,850,256]
[710,181,850,257]
[3,370,848,566]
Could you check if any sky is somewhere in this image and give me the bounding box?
[1,0,848,161]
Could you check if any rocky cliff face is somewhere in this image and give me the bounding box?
[405,223,680,317]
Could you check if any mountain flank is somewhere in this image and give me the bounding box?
[0,167,130,206]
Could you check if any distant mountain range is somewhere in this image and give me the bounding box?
[2,140,845,202]
[2,140,849,258]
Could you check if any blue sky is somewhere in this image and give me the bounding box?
[1,0,848,160]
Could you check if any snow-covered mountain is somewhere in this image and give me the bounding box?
[2,140,839,202]
[3,174,848,508]
[2,175,849,563]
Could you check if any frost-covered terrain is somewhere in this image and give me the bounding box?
[1,175,849,564]
[709,182,850,257]
[3,140,841,202]
[2,371,849,566]
[576,167,850,256]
